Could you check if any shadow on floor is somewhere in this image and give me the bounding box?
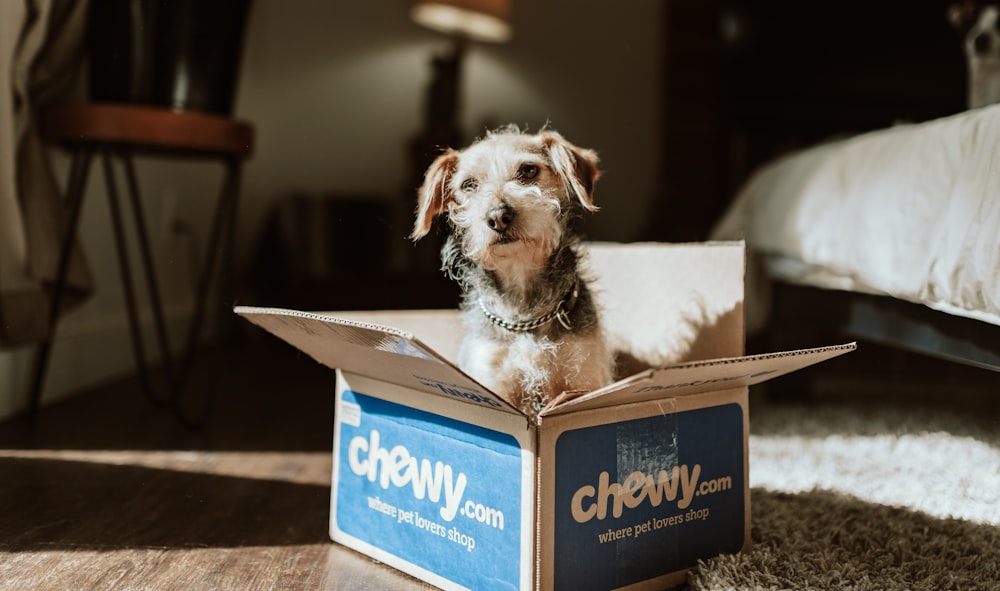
[0,333,337,452]
[0,455,330,551]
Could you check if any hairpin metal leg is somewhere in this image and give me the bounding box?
[169,157,240,428]
[27,147,94,420]
[121,152,176,394]
[102,149,162,408]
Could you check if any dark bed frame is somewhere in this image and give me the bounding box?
[768,282,1000,373]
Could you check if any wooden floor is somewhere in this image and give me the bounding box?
[0,333,435,591]
[2,328,997,590]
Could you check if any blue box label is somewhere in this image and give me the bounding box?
[336,390,523,591]
[553,403,745,590]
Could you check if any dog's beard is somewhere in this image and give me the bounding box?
[444,183,570,295]
[468,222,562,294]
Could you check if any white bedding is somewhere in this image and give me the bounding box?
[712,103,1000,327]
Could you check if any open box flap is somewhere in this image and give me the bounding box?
[540,342,857,416]
[587,241,745,366]
[234,306,520,414]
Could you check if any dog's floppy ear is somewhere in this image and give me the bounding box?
[540,131,601,212]
[412,149,459,241]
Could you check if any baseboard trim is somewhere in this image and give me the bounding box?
[0,300,201,421]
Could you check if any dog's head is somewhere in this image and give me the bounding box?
[411,126,601,275]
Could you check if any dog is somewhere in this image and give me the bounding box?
[411,126,615,418]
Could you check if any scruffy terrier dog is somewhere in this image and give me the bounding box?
[411,126,614,418]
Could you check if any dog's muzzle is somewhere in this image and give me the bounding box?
[486,204,515,234]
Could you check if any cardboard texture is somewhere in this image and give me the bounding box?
[235,242,854,591]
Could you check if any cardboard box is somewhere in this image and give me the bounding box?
[235,242,853,591]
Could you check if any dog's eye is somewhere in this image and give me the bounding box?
[461,178,478,192]
[517,164,539,181]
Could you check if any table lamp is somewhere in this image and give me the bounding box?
[409,0,512,155]
[411,0,512,43]
[405,0,512,271]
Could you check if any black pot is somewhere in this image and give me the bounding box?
[87,0,252,115]
[87,0,158,105]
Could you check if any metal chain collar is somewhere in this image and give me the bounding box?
[478,280,579,333]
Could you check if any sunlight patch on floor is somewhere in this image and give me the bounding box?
[750,431,1000,526]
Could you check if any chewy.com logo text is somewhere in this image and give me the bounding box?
[347,429,507,531]
[570,464,733,523]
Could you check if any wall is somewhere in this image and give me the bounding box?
[0,0,663,419]
[236,0,663,255]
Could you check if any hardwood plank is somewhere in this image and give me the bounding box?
[0,337,436,590]
[1,544,435,590]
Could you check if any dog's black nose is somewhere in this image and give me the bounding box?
[486,205,515,233]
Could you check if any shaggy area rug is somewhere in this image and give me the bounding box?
[689,395,1000,591]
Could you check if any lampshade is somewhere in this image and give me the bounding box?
[411,0,512,43]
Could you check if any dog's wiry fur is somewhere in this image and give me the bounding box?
[411,125,614,419]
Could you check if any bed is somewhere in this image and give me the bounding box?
[710,103,1000,372]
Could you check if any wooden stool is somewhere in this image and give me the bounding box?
[30,103,254,425]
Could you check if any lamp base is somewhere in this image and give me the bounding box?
[399,37,467,273]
